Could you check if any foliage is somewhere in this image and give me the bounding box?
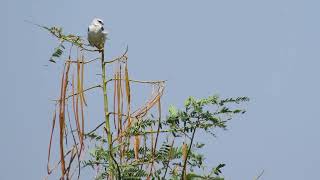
[84,95,248,179]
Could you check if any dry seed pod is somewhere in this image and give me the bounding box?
[134,135,140,159]
[182,142,188,179]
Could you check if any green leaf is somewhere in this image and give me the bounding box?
[169,105,178,116]
[213,164,225,175]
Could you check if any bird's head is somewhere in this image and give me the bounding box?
[91,18,104,26]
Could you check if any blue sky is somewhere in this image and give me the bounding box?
[1,0,320,179]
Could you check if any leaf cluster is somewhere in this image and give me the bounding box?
[37,24,88,63]
[85,95,249,179]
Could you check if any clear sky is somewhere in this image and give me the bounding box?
[1,0,320,179]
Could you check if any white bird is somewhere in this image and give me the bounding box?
[87,18,108,50]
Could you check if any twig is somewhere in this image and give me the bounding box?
[131,84,164,118]
[66,57,101,64]
[119,159,155,167]
[85,111,137,140]
[104,45,129,64]
[66,105,81,179]
[25,20,101,53]
[254,170,265,180]
[181,120,199,180]
[47,105,57,175]
[79,46,100,52]
[163,139,175,179]
[109,148,122,180]
[105,78,166,85]
[52,84,101,102]
[65,147,77,179]
[46,144,78,175]
[86,121,106,135]
[139,128,184,135]
[147,100,162,178]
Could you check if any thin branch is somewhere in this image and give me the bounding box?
[142,129,183,135]
[52,84,101,102]
[66,105,81,179]
[119,159,155,167]
[26,20,103,53]
[163,138,175,179]
[131,84,164,118]
[86,121,106,135]
[147,100,162,178]
[66,57,101,64]
[181,120,199,180]
[104,45,129,64]
[142,103,163,174]
[105,78,166,85]
[109,111,135,119]
[65,147,77,179]
[254,170,265,180]
[46,144,78,175]
[84,111,136,138]
[109,147,122,180]
[79,46,100,52]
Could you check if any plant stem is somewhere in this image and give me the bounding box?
[100,49,114,178]
[162,138,175,179]
[181,120,199,180]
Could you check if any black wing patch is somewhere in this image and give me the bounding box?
[101,26,104,31]
[88,27,89,32]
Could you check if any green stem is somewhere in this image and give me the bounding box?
[101,50,114,177]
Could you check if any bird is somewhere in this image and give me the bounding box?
[87,18,108,50]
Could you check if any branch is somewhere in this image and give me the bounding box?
[85,111,137,139]
[79,46,100,52]
[86,121,106,135]
[181,121,199,180]
[104,45,128,64]
[137,128,184,135]
[25,20,101,53]
[119,159,154,167]
[163,139,175,179]
[147,100,161,178]
[105,78,166,85]
[66,57,101,64]
[52,84,101,102]
[45,144,79,176]
[131,84,164,118]
[254,170,265,180]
